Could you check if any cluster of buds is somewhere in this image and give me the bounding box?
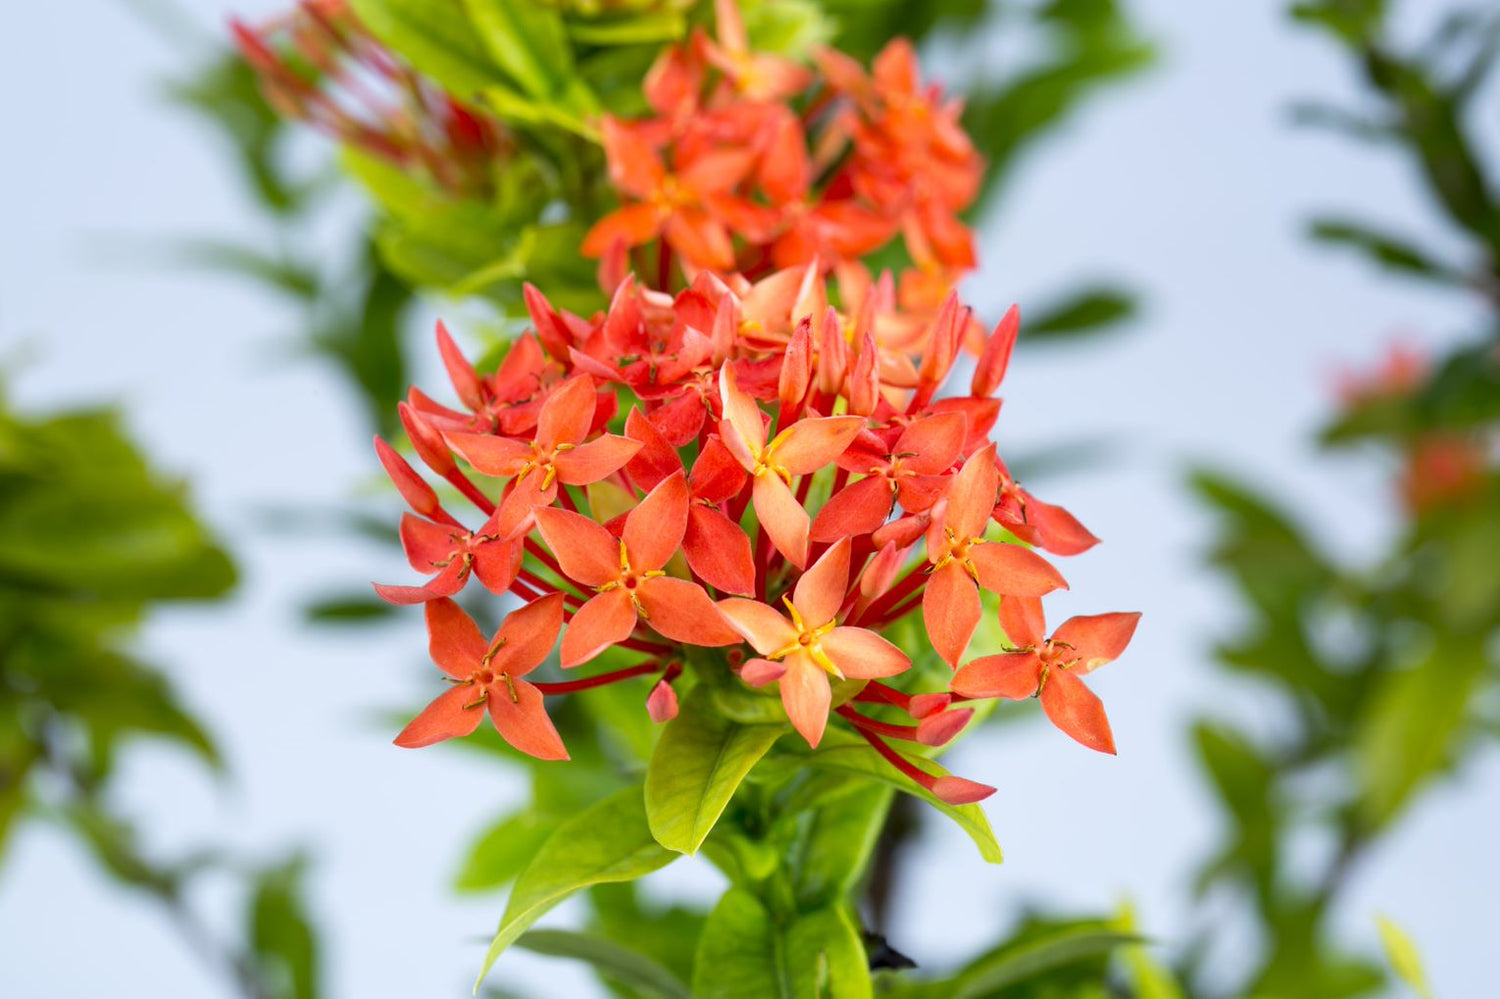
[1335,342,1492,514]
[375,257,1138,803]
[231,1,508,197]
[585,0,982,303]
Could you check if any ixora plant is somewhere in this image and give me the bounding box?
[240,1,1140,993]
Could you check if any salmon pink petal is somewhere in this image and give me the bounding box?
[646,680,679,723]
[896,413,967,475]
[811,475,894,541]
[399,513,458,572]
[770,416,866,475]
[650,392,710,447]
[472,542,520,595]
[434,320,483,411]
[684,506,756,596]
[446,432,531,478]
[952,651,1043,699]
[1039,669,1116,754]
[968,542,1067,598]
[779,316,813,413]
[895,474,950,513]
[822,626,909,678]
[624,472,689,572]
[780,654,831,748]
[491,592,566,677]
[1026,496,1100,556]
[554,434,643,486]
[424,597,487,678]
[533,507,620,587]
[394,686,484,748]
[495,471,556,538]
[1052,612,1141,674]
[915,708,973,746]
[907,693,950,719]
[375,436,447,521]
[793,537,851,627]
[374,558,468,606]
[923,561,981,666]
[600,117,666,197]
[946,444,998,540]
[638,577,741,645]
[740,657,786,686]
[488,678,569,761]
[972,305,1019,397]
[582,204,663,258]
[753,472,811,568]
[689,435,747,502]
[859,542,905,601]
[666,208,735,271]
[719,363,767,456]
[537,376,598,450]
[560,589,638,668]
[717,598,797,655]
[624,408,685,493]
[998,595,1047,649]
[680,147,757,195]
[931,775,995,805]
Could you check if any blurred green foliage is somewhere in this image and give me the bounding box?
[1181,3,1500,996]
[0,391,319,999]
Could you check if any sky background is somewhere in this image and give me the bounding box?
[2,1,1497,996]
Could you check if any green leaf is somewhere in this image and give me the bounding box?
[691,889,870,999]
[565,10,688,45]
[923,926,1142,999]
[788,784,893,907]
[463,0,576,99]
[515,929,692,999]
[1376,915,1434,999]
[350,0,505,97]
[645,688,783,854]
[454,811,557,893]
[476,786,676,988]
[247,856,321,999]
[1309,218,1464,282]
[1024,285,1138,341]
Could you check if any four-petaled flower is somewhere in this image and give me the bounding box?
[923,445,1069,666]
[952,598,1140,754]
[395,594,568,760]
[535,472,740,666]
[719,539,910,747]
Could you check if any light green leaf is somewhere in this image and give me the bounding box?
[454,811,557,893]
[645,689,783,854]
[691,890,870,999]
[788,784,893,907]
[1377,915,1434,999]
[952,928,1142,999]
[565,11,688,45]
[475,786,675,989]
[350,0,504,97]
[515,929,691,999]
[464,0,574,98]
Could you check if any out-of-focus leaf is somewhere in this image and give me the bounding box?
[302,593,398,624]
[516,929,691,999]
[477,785,675,987]
[1023,285,1137,341]
[787,783,892,907]
[564,10,688,45]
[464,0,577,99]
[248,856,321,999]
[455,811,557,892]
[691,889,870,999]
[1376,915,1434,999]
[1308,218,1465,283]
[350,0,506,97]
[1191,722,1279,899]
[644,688,782,855]
[164,239,319,299]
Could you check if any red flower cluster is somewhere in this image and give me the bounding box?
[376,264,1137,802]
[231,1,506,197]
[585,0,983,303]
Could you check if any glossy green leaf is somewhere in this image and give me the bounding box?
[515,929,691,999]
[476,786,675,988]
[691,889,870,999]
[645,688,783,854]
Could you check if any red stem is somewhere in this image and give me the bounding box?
[532,661,663,695]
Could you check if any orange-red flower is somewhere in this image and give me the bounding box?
[395,595,568,759]
[535,472,740,666]
[952,598,1140,755]
[719,539,910,747]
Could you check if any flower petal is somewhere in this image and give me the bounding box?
[537,376,598,451]
[554,434,641,486]
[945,444,998,540]
[810,475,894,541]
[561,589,638,668]
[769,416,866,476]
[1039,669,1116,754]
[896,413,966,475]
[952,651,1043,699]
[491,592,566,677]
[754,472,811,568]
[780,653,831,748]
[533,507,620,588]
[822,626,909,678]
[425,597,487,678]
[624,407,685,493]
[1052,612,1141,674]
[968,542,1067,598]
[717,598,797,655]
[638,576,741,646]
[684,506,756,596]
[394,686,485,748]
[740,658,787,686]
[792,537,850,628]
[582,203,664,258]
[718,363,767,457]
[624,472,689,572]
[446,432,531,478]
[922,561,980,667]
[646,680,679,723]
[374,557,469,606]
[488,678,570,761]
[998,595,1046,649]
[1026,495,1100,556]
[400,513,458,572]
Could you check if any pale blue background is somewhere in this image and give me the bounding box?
[2,1,1496,996]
